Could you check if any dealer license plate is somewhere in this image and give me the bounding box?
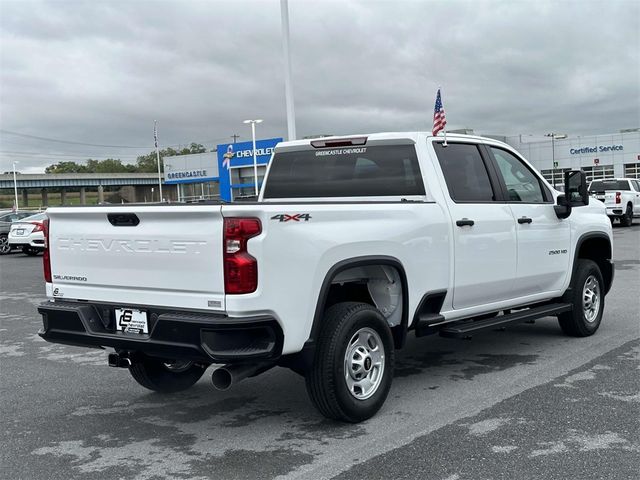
[115,308,148,334]
[15,229,25,235]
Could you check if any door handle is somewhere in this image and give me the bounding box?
[456,218,475,227]
[107,213,140,227]
[517,217,533,224]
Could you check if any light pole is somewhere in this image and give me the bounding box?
[545,133,567,187]
[12,161,19,211]
[280,0,296,140]
[243,119,263,196]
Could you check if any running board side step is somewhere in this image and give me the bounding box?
[439,303,573,339]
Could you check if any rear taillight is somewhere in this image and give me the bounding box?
[31,222,44,232]
[43,217,51,283]
[615,192,621,204]
[223,217,261,294]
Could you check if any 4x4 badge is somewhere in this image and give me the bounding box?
[271,214,311,222]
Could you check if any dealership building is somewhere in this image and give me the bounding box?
[163,129,639,201]
[498,129,640,186]
[163,137,281,202]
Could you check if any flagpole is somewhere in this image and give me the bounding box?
[154,120,163,202]
[441,86,447,147]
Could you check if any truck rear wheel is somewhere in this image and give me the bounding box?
[558,259,604,337]
[129,355,207,393]
[620,205,633,227]
[305,302,394,423]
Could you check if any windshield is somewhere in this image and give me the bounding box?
[588,180,630,192]
[263,144,425,199]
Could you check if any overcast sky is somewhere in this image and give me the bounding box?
[1,0,638,173]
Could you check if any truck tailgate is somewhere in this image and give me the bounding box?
[46,205,225,311]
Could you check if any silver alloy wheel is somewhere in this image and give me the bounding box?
[0,235,10,254]
[343,327,385,400]
[582,274,601,323]
[163,360,193,372]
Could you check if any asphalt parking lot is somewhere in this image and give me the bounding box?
[1,225,638,480]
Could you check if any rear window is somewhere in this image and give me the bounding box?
[22,213,46,222]
[262,145,425,198]
[588,180,630,192]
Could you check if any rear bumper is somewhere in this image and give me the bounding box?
[9,233,45,248]
[38,301,283,364]
[606,207,624,216]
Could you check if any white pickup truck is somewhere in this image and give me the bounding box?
[588,177,640,226]
[38,132,614,422]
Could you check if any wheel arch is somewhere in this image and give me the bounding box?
[573,232,614,295]
[311,256,409,348]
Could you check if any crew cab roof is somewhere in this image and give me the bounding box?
[275,132,514,151]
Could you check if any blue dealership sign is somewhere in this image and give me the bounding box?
[217,137,282,201]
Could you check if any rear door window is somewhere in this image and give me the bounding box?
[263,144,425,198]
[433,142,496,202]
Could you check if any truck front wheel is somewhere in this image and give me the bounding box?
[305,302,394,423]
[558,259,605,337]
[129,354,207,393]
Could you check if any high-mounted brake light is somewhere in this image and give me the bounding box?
[31,222,44,233]
[615,192,621,204]
[310,137,367,148]
[223,217,261,294]
[43,217,51,283]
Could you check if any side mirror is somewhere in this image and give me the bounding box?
[554,194,572,219]
[564,170,589,207]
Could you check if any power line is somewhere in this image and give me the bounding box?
[0,150,142,159]
[0,129,152,149]
[0,129,239,152]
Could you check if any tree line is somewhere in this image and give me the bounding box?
[44,143,207,174]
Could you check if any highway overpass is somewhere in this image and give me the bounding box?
[0,173,168,205]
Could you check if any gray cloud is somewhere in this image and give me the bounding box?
[1,0,638,172]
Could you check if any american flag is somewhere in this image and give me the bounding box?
[154,121,158,148]
[432,88,447,136]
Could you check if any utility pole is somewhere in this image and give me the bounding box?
[154,120,163,202]
[231,134,240,143]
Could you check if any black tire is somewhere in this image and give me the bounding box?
[0,234,10,255]
[558,259,605,337]
[129,355,207,393]
[305,302,394,423]
[619,204,633,227]
[22,246,40,256]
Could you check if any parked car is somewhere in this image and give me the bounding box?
[38,132,613,423]
[0,210,40,255]
[588,178,640,226]
[8,212,47,256]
